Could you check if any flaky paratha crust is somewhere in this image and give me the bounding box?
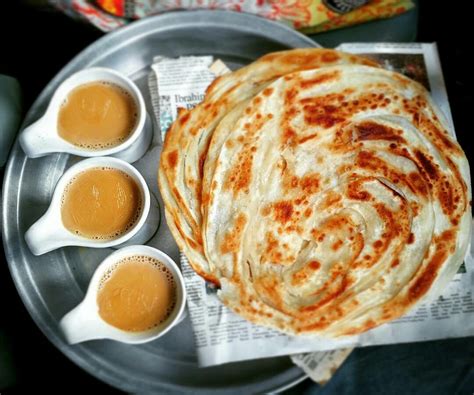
[205,65,471,336]
[159,49,471,337]
[159,49,379,284]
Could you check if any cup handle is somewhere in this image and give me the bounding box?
[59,302,105,344]
[24,211,71,255]
[19,116,66,158]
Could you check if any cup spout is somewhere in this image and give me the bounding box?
[25,212,71,255]
[59,302,105,344]
[20,116,67,158]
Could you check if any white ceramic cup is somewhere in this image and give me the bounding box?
[25,156,159,256]
[19,67,152,163]
[59,245,186,344]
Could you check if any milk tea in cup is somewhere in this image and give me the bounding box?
[24,157,160,256]
[20,67,153,163]
[61,166,143,241]
[57,81,138,150]
[59,245,187,344]
[97,254,177,332]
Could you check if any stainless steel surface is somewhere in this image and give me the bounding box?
[2,10,318,393]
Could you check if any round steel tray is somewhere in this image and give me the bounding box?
[2,10,318,393]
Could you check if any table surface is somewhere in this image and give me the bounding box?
[1,1,472,393]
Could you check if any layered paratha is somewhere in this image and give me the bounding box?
[159,49,471,336]
[159,49,379,284]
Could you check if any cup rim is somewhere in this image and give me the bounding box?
[48,67,146,156]
[50,157,151,248]
[83,245,187,343]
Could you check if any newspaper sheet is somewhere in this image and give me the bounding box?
[149,43,473,373]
